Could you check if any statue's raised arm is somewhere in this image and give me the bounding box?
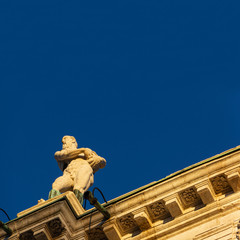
[54,148,86,161]
[49,136,106,205]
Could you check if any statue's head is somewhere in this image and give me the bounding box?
[62,136,78,150]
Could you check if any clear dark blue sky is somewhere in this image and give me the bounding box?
[0,1,239,220]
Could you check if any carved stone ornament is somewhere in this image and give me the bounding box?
[118,214,138,233]
[19,230,36,240]
[87,227,108,240]
[179,187,202,208]
[148,201,170,220]
[236,220,240,240]
[210,174,233,195]
[47,218,64,238]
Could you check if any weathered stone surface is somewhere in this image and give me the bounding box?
[179,187,202,208]
[103,219,122,240]
[17,191,85,217]
[147,200,170,220]
[164,194,183,217]
[19,230,36,240]
[133,211,152,231]
[47,218,64,238]
[34,232,49,240]
[210,174,233,195]
[86,227,108,240]
[117,214,139,234]
[2,145,240,240]
[195,181,215,205]
[225,169,240,192]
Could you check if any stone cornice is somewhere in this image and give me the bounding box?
[1,146,240,239]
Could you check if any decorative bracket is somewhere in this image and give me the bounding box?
[225,169,240,192]
[102,218,122,240]
[195,180,215,205]
[132,208,152,231]
[164,194,183,218]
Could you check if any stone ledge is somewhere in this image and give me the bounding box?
[17,191,85,218]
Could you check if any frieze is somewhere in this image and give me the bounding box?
[179,187,202,208]
[210,174,233,195]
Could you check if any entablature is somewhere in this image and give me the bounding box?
[2,146,240,240]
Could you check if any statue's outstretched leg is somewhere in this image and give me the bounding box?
[73,164,94,205]
[49,174,73,199]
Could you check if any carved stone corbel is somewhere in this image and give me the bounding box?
[195,181,215,205]
[132,208,152,231]
[225,169,240,192]
[164,194,183,218]
[102,218,122,240]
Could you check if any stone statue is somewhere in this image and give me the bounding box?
[49,136,106,205]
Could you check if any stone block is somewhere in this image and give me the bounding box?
[164,194,183,218]
[195,181,215,205]
[132,208,152,231]
[103,219,122,240]
[225,169,240,192]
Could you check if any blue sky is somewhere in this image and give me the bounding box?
[0,1,240,220]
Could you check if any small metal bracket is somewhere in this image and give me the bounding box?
[84,191,110,220]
